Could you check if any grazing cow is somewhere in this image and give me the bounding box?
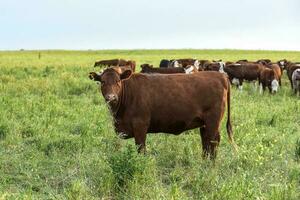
[292,69,300,95]
[94,59,136,72]
[159,59,170,68]
[94,59,127,67]
[259,68,279,94]
[224,63,264,90]
[89,67,237,158]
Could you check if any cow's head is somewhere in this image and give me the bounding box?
[89,67,132,105]
[277,59,288,70]
[218,62,226,73]
[267,70,279,93]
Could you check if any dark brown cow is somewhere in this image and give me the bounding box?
[258,68,279,94]
[89,67,237,158]
[140,64,186,74]
[204,61,226,73]
[205,62,220,71]
[224,63,264,89]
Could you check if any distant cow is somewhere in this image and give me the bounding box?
[140,64,197,74]
[277,59,289,72]
[292,69,300,95]
[257,59,272,64]
[259,62,282,86]
[237,59,248,63]
[258,68,279,94]
[89,67,237,158]
[176,58,199,68]
[94,59,136,72]
[204,61,226,73]
[94,59,127,67]
[224,63,264,90]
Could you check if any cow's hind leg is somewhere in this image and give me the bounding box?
[200,120,221,159]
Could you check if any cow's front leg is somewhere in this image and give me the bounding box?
[132,122,148,153]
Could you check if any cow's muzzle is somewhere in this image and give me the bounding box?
[105,94,118,103]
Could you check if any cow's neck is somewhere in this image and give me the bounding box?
[110,81,126,118]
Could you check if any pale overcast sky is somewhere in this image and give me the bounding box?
[1,0,299,50]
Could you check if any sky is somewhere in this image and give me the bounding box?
[1,0,300,50]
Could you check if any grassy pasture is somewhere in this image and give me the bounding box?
[0,49,299,199]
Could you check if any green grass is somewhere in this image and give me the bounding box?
[0,49,299,199]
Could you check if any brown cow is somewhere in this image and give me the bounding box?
[224,63,264,90]
[204,61,226,73]
[141,64,185,74]
[94,59,127,67]
[258,62,282,86]
[89,67,237,158]
[176,58,199,68]
[258,68,279,94]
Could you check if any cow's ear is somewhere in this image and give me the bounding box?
[120,69,132,80]
[89,72,102,81]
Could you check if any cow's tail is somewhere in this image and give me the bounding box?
[226,78,238,153]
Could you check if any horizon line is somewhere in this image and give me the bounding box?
[0,48,300,52]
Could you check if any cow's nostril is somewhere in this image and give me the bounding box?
[105,94,117,102]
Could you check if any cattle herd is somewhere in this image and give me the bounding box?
[89,58,300,159]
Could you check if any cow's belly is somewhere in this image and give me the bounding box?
[147,116,204,134]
